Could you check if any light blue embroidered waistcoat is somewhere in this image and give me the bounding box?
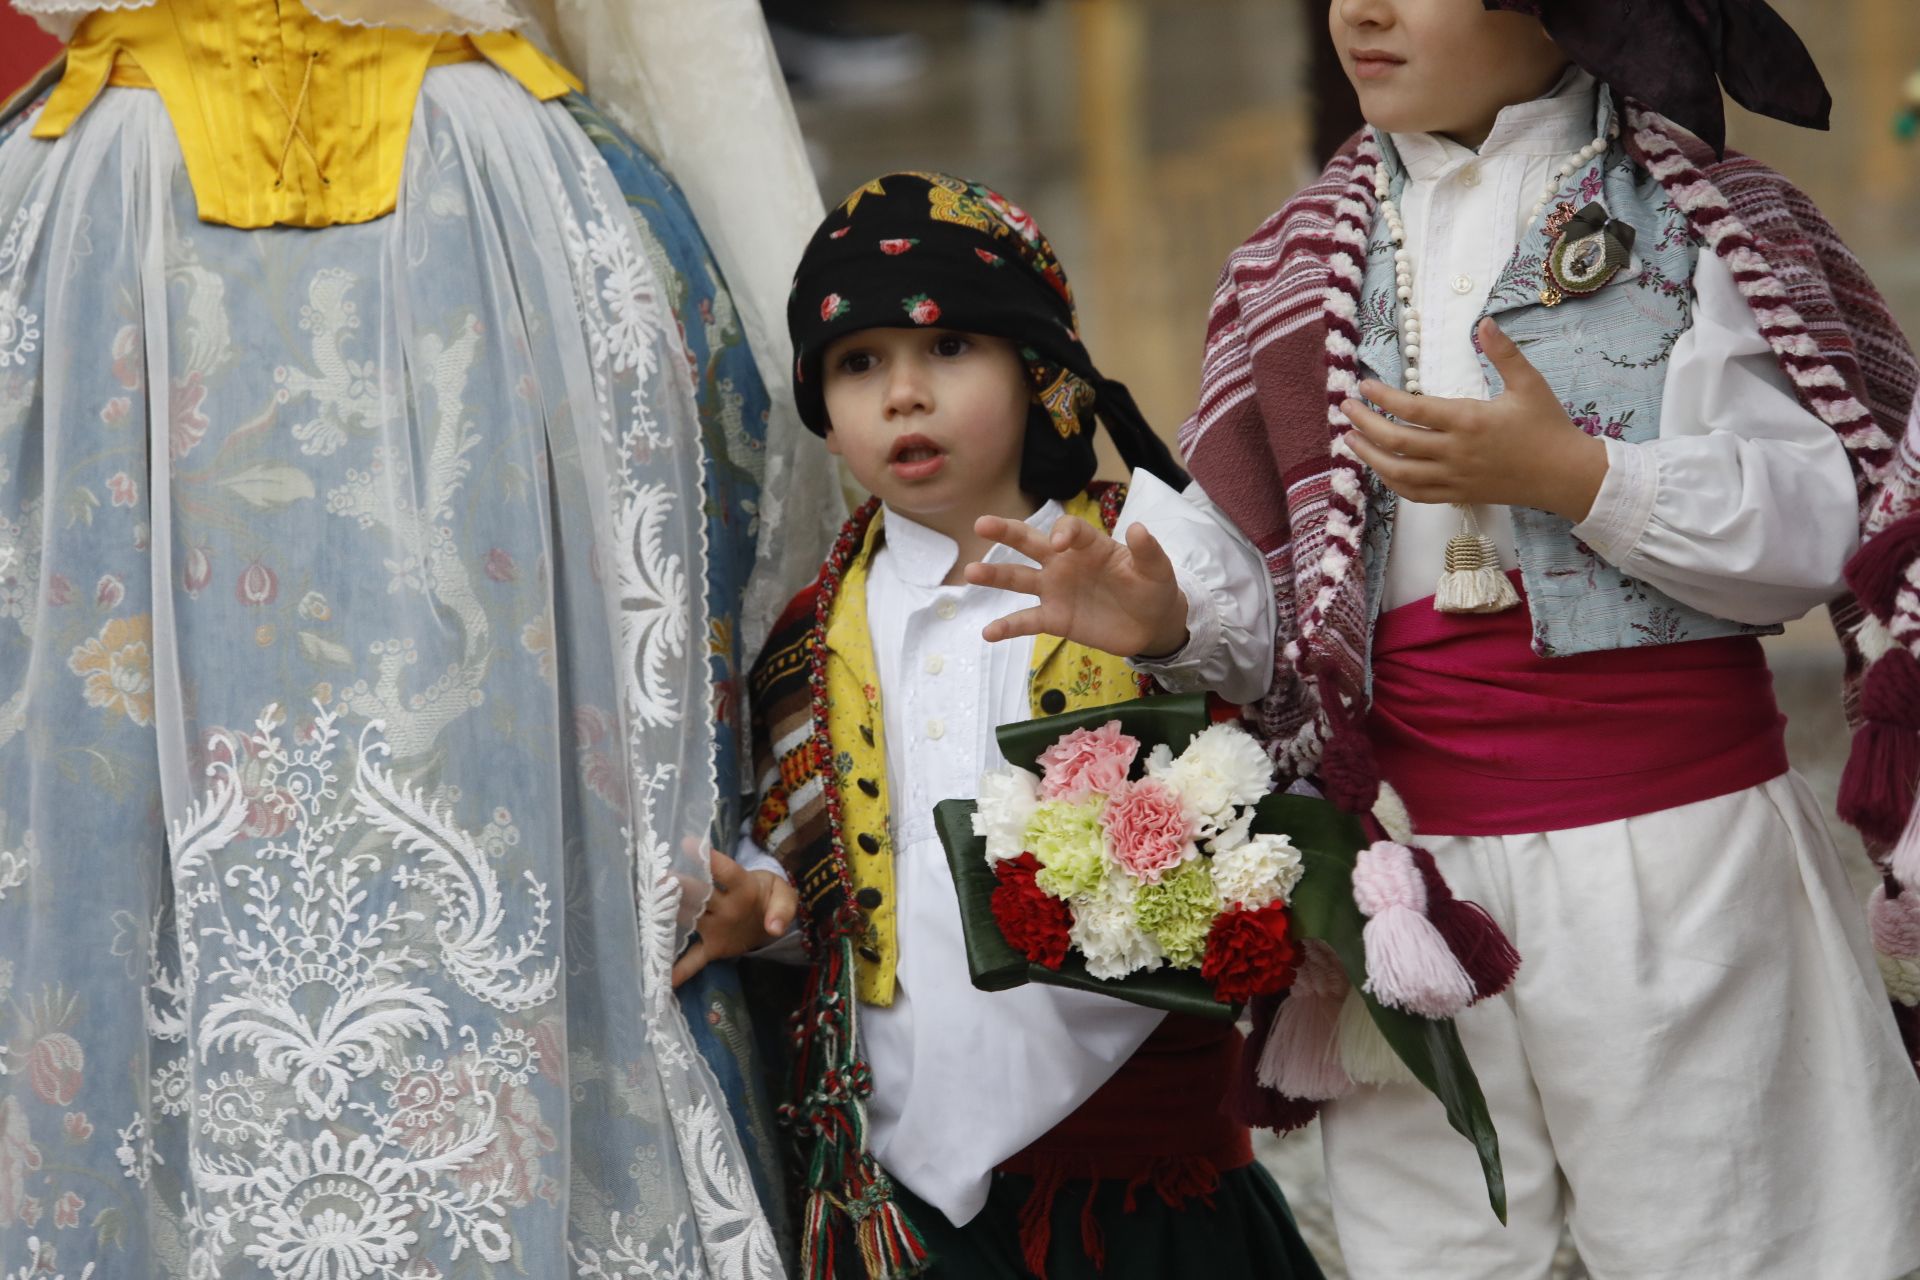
[1355,85,1779,659]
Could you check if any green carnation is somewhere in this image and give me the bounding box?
[1132,859,1220,969]
[1026,798,1108,900]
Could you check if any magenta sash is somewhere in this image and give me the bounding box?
[1367,574,1788,836]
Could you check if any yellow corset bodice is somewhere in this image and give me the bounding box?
[32,0,583,229]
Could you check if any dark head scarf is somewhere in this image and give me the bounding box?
[787,171,1185,500]
[1484,0,1830,157]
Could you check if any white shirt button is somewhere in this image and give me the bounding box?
[935,600,958,621]
[1451,274,1474,295]
[924,654,945,675]
[926,718,945,740]
[1458,164,1481,187]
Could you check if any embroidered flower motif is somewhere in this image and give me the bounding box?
[1036,720,1139,802]
[0,1098,43,1228]
[991,853,1073,969]
[68,615,154,726]
[1201,900,1298,1002]
[182,544,212,598]
[111,324,142,389]
[0,287,40,370]
[43,575,70,607]
[236,560,278,607]
[1104,777,1197,885]
[99,396,132,428]
[94,574,124,610]
[107,472,138,508]
[902,294,942,326]
[170,372,212,460]
[975,248,1004,266]
[484,548,518,583]
[52,1189,83,1230]
[297,590,330,621]
[820,293,851,322]
[62,1112,92,1144]
[1543,200,1578,240]
[879,238,919,255]
[829,226,852,240]
[28,1032,84,1107]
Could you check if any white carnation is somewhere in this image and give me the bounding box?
[1209,832,1304,910]
[972,765,1042,863]
[1068,870,1164,979]
[1148,722,1275,835]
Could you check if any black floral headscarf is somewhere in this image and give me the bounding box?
[1484,0,1830,157]
[788,171,1185,500]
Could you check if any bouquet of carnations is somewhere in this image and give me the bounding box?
[933,693,1517,1219]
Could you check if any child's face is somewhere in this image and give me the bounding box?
[821,327,1034,523]
[1330,0,1570,145]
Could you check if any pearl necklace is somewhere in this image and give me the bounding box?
[1368,124,1612,613]
[1370,122,1614,399]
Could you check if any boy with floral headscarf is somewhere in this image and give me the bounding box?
[971,2,1920,1276]
[706,172,1327,1279]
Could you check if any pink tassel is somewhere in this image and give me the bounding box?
[1256,940,1354,1101]
[1871,881,1920,959]
[1845,513,1920,621]
[1839,720,1920,847]
[1409,846,1519,1001]
[1352,842,1475,1019]
[1228,992,1327,1132]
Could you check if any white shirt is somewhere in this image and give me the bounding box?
[737,474,1268,1226]
[1379,69,1858,622]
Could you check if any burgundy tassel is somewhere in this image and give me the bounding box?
[1410,846,1520,1001]
[1839,720,1920,847]
[1862,646,1920,729]
[1017,1161,1069,1280]
[1845,513,1920,621]
[1318,721,1381,816]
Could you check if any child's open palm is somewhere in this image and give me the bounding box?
[964,515,1190,658]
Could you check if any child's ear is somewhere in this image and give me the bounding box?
[823,425,843,457]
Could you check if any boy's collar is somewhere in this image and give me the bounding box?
[1376,69,1613,187]
[877,499,1065,589]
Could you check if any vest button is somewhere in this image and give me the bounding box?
[1039,689,1067,714]
[857,945,882,963]
[855,887,883,910]
[857,833,881,854]
[857,777,880,797]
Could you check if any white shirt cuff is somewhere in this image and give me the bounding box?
[1127,565,1224,689]
[1571,436,1657,568]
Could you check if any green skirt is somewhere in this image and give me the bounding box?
[892,1162,1327,1280]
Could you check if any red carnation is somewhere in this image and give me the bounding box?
[1201,901,1298,1003]
[991,853,1072,970]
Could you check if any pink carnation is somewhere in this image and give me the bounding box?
[1035,721,1138,802]
[1102,777,1195,884]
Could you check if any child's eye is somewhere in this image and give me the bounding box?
[932,335,971,358]
[836,351,875,375]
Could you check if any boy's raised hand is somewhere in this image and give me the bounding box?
[671,849,799,988]
[965,515,1190,658]
[1342,318,1608,524]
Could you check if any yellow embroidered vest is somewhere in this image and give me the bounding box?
[823,491,1144,1007]
[31,0,581,229]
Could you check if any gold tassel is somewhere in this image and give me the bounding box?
[1434,504,1519,614]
